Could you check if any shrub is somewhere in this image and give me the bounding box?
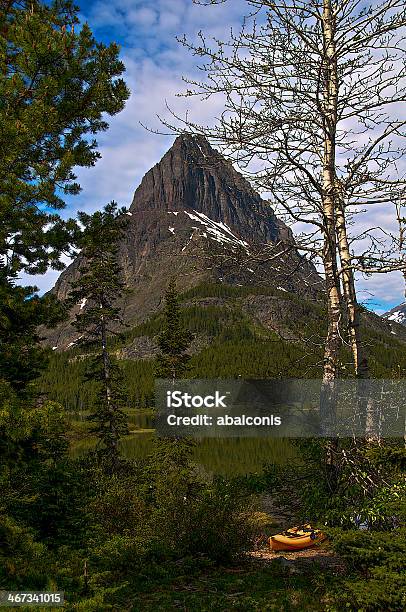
[330,528,406,611]
[0,515,50,590]
[151,475,255,563]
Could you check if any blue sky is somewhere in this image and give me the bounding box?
[21,0,405,314]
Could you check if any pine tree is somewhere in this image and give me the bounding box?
[69,202,129,466]
[0,0,129,394]
[154,281,194,381]
[0,1,130,575]
[153,281,195,467]
[0,280,64,395]
[0,0,129,277]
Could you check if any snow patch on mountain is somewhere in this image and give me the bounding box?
[195,141,207,158]
[67,335,83,349]
[184,210,250,252]
[181,228,198,252]
[387,311,406,324]
[383,303,406,327]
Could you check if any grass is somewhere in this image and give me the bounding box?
[109,558,340,611]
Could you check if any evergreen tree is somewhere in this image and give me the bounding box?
[69,202,129,466]
[0,0,129,277]
[0,1,131,586]
[0,0,129,394]
[0,280,65,395]
[154,281,193,380]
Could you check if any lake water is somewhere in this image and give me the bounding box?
[69,410,298,476]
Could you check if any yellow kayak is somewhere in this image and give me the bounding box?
[269,524,326,551]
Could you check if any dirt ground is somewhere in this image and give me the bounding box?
[248,545,346,575]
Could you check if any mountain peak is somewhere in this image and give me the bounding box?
[43,136,323,351]
[130,134,288,244]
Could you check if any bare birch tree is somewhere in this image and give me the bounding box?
[395,199,406,298]
[159,0,406,415]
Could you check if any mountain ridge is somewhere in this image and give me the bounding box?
[43,135,323,351]
[384,302,406,327]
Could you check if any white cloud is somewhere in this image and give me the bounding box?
[129,7,158,27]
[19,0,406,314]
[18,254,72,296]
[158,11,181,30]
[357,271,405,312]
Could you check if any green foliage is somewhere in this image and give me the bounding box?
[0,0,129,276]
[363,326,406,378]
[40,283,406,413]
[85,356,129,464]
[154,280,194,380]
[69,202,129,339]
[181,281,307,302]
[40,286,326,410]
[38,350,99,411]
[263,441,406,527]
[0,514,51,590]
[0,280,65,394]
[0,441,251,608]
[80,559,336,611]
[0,0,128,402]
[0,390,89,547]
[331,528,406,611]
[120,360,156,409]
[137,438,254,563]
[0,384,69,468]
[71,441,255,605]
[68,202,130,465]
[0,390,91,600]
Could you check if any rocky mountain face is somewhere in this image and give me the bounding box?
[384,303,406,327]
[42,135,327,350]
